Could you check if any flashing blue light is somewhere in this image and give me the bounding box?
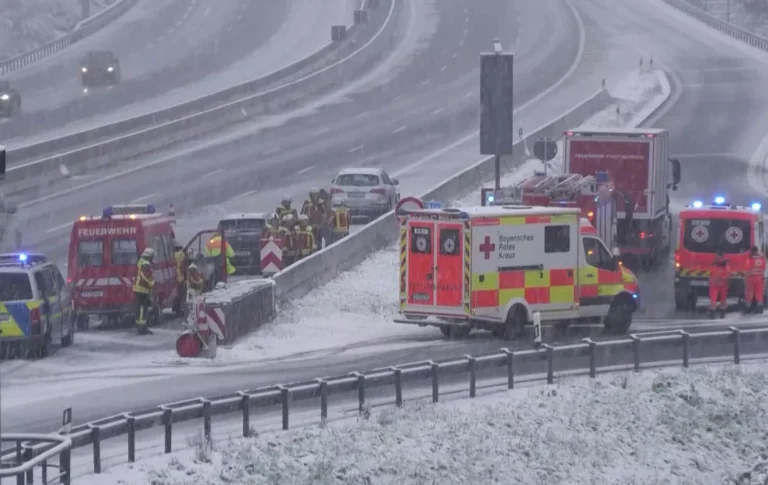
[18,253,27,262]
[595,171,609,183]
[692,200,703,208]
[714,196,726,205]
[487,195,494,202]
[632,293,638,299]
[752,202,762,211]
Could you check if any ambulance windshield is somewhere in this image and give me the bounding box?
[0,273,33,300]
[683,218,751,254]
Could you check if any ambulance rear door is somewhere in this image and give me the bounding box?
[595,195,617,253]
[405,218,464,313]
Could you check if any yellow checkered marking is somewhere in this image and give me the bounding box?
[497,214,576,226]
[550,285,575,303]
[0,300,42,338]
[463,220,471,314]
[679,268,710,278]
[472,269,575,306]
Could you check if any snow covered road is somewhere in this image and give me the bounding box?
[0,0,356,146]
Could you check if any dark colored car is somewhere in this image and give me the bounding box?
[218,213,268,275]
[80,51,121,87]
[0,80,21,117]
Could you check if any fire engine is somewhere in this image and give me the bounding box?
[563,128,682,267]
[395,205,639,340]
[481,171,625,254]
[67,204,180,329]
[674,197,767,311]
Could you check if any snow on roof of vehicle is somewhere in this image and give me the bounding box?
[337,167,383,176]
[565,127,667,135]
[221,213,267,221]
[410,205,580,218]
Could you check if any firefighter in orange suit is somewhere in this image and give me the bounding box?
[133,248,155,335]
[295,214,315,260]
[331,198,350,243]
[709,248,730,319]
[744,245,765,314]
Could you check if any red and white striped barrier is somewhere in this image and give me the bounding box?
[260,237,284,275]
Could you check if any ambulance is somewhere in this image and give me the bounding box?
[674,197,767,311]
[395,205,639,339]
[67,204,180,328]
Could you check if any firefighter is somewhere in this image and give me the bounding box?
[187,263,205,294]
[295,214,315,259]
[744,245,765,314]
[276,196,298,220]
[302,188,329,250]
[300,188,321,216]
[331,198,350,243]
[709,248,730,319]
[133,248,155,335]
[262,213,284,238]
[173,240,187,315]
[205,233,236,277]
[281,213,298,265]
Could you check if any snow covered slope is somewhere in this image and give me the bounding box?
[0,0,117,59]
[77,359,768,484]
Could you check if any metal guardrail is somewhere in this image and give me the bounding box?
[4,0,400,195]
[0,0,138,76]
[663,0,768,51]
[0,433,72,485]
[13,326,768,475]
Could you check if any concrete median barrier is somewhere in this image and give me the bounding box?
[4,0,403,195]
[273,88,615,302]
[662,0,768,51]
[0,0,138,76]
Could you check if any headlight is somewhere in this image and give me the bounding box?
[107,67,114,72]
[81,67,87,73]
[0,94,8,101]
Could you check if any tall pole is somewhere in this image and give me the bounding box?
[493,39,502,190]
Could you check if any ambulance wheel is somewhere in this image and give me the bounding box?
[604,295,633,334]
[439,325,469,340]
[504,305,527,339]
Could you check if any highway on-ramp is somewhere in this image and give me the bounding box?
[0,0,356,149]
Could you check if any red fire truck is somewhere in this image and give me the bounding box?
[67,204,180,328]
[674,198,766,311]
[563,128,682,267]
[481,172,622,254]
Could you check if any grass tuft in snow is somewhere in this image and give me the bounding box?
[104,365,768,485]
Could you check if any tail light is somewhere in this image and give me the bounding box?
[639,232,646,239]
[330,188,343,194]
[674,252,680,269]
[370,188,386,195]
[587,211,594,219]
[30,307,41,335]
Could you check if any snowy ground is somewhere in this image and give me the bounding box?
[684,0,768,39]
[0,0,117,59]
[78,359,768,485]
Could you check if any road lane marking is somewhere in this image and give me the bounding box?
[131,193,156,203]
[297,166,315,175]
[392,125,408,134]
[45,221,73,234]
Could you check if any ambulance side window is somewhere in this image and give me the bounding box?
[582,237,614,271]
[544,225,571,253]
[439,228,460,256]
[151,236,168,262]
[411,227,432,254]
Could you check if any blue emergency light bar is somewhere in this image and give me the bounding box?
[18,253,27,262]
[103,204,156,217]
[691,200,703,208]
[752,202,762,211]
[714,196,726,205]
[595,171,608,183]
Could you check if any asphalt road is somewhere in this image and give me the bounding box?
[16,0,579,266]
[0,0,356,148]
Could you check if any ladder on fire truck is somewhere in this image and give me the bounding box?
[511,173,608,202]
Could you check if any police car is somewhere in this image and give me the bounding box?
[0,252,75,358]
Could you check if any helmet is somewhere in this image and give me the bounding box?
[332,197,345,207]
[173,239,182,249]
[142,248,155,260]
[188,263,199,273]
[281,196,291,207]
[299,214,309,222]
[310,187,320,195]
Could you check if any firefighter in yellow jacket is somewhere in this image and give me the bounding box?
[331,198,350,243]
[295,214,315,260]
[173,240,187,315]
[133,248,155,335]
[205,234,236,277]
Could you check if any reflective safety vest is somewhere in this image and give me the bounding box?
[747,255,765,277]
[295,228,315,256]
[333,209,350,234]
[133,258,154,294]
[188,271,204,292]
[205,236,236,275]
[174,250,186,283]
[709,257,730,286]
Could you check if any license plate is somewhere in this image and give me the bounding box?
[80,291,104,298]
[0,314,9,322]
[689,281,709,287]
[413,293,430,301]
[235,251,251,257]
[348,192,365,198]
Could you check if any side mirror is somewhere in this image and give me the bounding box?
[392,179,399,185]
[611,247,621,257]
[670,158,681,185]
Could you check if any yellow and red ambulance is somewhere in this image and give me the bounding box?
[395,205,638,339]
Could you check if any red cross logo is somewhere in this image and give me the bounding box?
[695,228,706,239]
[729,229,739,240]
[479,235,495,260]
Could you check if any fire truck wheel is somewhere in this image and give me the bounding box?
[504,305,527,339]
[604,296,633,334]
[439,325,469,340]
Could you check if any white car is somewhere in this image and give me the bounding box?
[330,168,400,219]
